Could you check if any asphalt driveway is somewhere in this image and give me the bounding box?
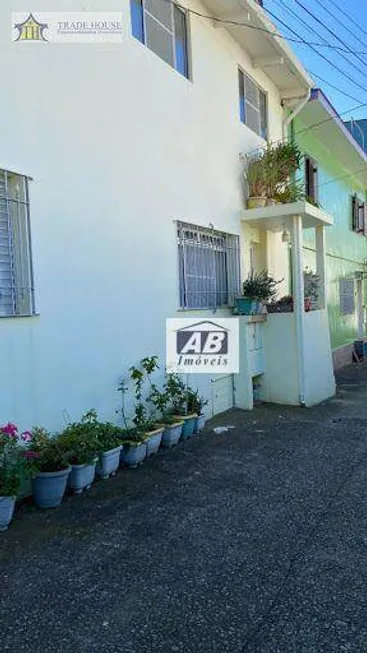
[1,364,367,653]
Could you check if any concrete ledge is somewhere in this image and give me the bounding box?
[332,343,354,371]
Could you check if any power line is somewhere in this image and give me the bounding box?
[324,0,367,42]
[266,6,367,95]
[308,70,361,104]
[273,0,367,89]
[316,0,367,56]
[163,0,367,55]
[292,0,367,73]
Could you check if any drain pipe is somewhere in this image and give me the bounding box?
[282,89,311,407]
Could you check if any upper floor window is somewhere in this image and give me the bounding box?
[238,69,268,139]
[177,222,240,310]
[0,170,35,317]
[352,193,366,234]
[305,156,318,203]
[130,0,189,78]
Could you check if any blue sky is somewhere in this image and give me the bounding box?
[264,0,367,120]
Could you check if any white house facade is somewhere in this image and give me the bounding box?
[0,0,314,429]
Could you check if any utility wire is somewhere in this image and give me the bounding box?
[266,7,367,95]
[162,0,367,55]
[316,0,367,56]
[308,70,361,104]
[325,0,367,42]
[292,0,367,73]
[274,0,367,80]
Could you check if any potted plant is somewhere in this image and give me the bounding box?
[148,377,184,449]
[187,390,209,434]
[130,360,163,457]
[59,411,99,494]
[166,374,197,440]
[267,295,294,313]
[26,428,71,509]
[245,152,267,208]
[265,142,303,204]
[235,270,281,315]
[304,268,320,311]
[0,423,30,531]
[95,421,123,480]
[119,429,147,468]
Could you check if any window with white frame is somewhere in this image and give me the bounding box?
[238,69,268,139]
[130,0,189,78]
[0,170,35,316]
[339,277,355,315]
[177,222,241,309]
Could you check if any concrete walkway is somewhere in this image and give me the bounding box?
[2,364,367,653]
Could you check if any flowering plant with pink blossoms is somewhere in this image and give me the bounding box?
[0,423,32,496]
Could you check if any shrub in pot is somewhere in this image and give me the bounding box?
[166,374,197,440]
[235,270,281,315]
[245,152,267,208]
[0,423,31,531]
[119,429,147,468]
[267,295,294,313]
[187,390,209,434]
[59,411,99,495]
[148,375,183,449]
[95,421,123,480]
[25,428,71,509]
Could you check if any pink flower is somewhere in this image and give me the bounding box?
[1,422,18,438]
[21,431,32,443]
[23,451,40,460]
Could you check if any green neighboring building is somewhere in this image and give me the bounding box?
[294,89,367,368]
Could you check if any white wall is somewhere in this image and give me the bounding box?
[261,313,300,405]
[0,0,285,429]
[303,310,336,406]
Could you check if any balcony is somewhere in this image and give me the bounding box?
[236,201,336,408]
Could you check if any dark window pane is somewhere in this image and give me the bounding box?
[260,91,267,139]
[145,13,174,67]
[239,70,245,123]
[174,7,189,78]
[146,0,172,30]
[131,0,144,42]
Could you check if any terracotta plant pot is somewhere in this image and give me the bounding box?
[247,197,267,209]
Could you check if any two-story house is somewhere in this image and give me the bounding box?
[1,0,318,428]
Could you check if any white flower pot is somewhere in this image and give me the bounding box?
[0,496,16,531]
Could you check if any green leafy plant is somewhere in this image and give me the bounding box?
[267,295,294,313]
[274,179,305,204]
[0,423,31,496]
[246,153,267,198]
[166,373,188,415]
[242,270,282,301]
[304,268,320,303]
[187,389,208,416]
[25,427,71,474]
[58,410,100,466]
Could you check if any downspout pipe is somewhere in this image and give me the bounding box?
[282,88,311,407]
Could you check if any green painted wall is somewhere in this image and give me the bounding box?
[293,116,367,350]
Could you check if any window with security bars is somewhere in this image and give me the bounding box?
[0,170,35,316]
[351,194,367,234]
[238,69,268,139]
[130,0,189,78]
[339,278,355,316]
[177,222,241,309]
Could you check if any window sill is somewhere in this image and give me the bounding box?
[0,313,40,319]
[177,306,232,312]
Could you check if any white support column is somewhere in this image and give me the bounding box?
[315,226,326,310]
[291,215,306,405]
